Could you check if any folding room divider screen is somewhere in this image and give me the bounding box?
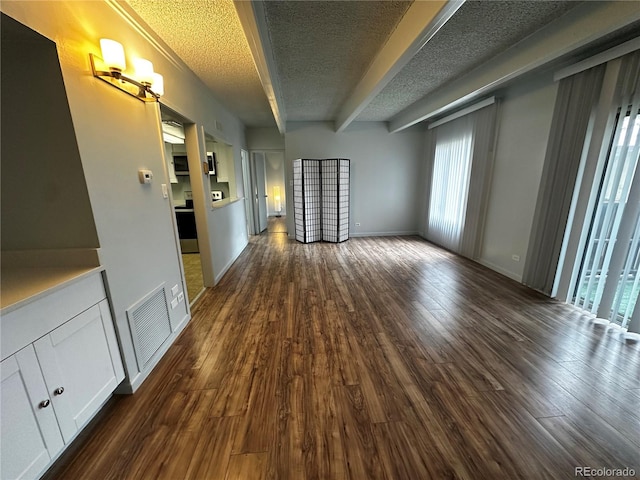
[293,158,350,243]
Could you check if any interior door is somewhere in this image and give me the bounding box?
[252,152,268,233]
[241,149,254,235]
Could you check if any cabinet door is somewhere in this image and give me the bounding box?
[215,144,233,183]
[215,154,229,182]
[34,300,125,443]
[1,347,63,480]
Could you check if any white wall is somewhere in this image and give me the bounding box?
[1,18,99,251]
[1,1,248,392]
[478,74,558,281]
[210,200,249,283]
[246,127,285,150]
[285,122,425,237]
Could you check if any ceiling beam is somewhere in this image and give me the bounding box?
[334,0,464,133]
[234,0,286,133]
[389,1,640,133]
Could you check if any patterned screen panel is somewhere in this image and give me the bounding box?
[293,158,350,244]
[338,159,350,242]
[303,160,322,243]
[293,159,305,242]
[322,159,338,243]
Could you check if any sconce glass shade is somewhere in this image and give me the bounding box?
[133,58,155,85]
[99,39,126,71]
[91,41,163,102]
[151,72,164,97]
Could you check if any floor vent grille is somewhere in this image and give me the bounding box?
[127,285,171,371]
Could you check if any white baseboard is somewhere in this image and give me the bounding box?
[477,258,523,283]
[349,230,419,237]
[214,241,249,284]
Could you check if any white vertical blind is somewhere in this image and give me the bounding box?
[571,53,640,330]
[424,101,498,257]
[574,112,640,313]
[523,65,606,294]
[427,118,474,252]
[611,211,640,326]
[459,104,500,259]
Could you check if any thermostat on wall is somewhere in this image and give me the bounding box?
[138,169,153,184]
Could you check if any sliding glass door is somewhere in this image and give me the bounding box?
[573,108,640,328]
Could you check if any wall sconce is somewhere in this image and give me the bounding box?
[90,39,164,102]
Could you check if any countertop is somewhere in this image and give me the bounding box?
[174,197,244,212]
[211,196,243,209]
[1,266,103,314]
[0,248,103,315]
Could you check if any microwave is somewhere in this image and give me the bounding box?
[173,153,216,175]
[173,155,188,174]
[207,152,216,175]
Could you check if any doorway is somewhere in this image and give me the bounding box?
[571,109,640,327]
[251,151,268,234]
[160,108,205,304]
[250,150,287,235]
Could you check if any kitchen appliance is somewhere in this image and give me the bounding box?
[206,152,216,175]
[173,155,189,174]
[173,154,216,175]
[211,190,223,202]
[184,190,193,208]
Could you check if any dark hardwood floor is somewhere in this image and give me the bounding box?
[46,235,640,479]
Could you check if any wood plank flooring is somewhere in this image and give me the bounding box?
[45,235,640,480]
[181,253,204,305]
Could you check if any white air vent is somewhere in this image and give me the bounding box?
[127,285,172,371]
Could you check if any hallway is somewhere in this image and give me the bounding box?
[266,215,287,234]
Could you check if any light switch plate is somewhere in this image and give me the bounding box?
[171,284,179,296]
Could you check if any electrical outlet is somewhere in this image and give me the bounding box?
[178,292,185,303]
[171,298,179,309]
[171,284,179,296]
[512,254,520,262]
[355,222,361,226]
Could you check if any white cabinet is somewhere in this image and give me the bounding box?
[0,272,124,480]
[214,143,233,183]
[34,300,123,443]
[1,346,63,480]
[215,152,229,182]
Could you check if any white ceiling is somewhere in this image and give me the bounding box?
[261,1,411,121]
[127,0,273,126]
[125,0,640,131]
[357,0,579,121]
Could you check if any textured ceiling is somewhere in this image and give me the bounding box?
[126,0,274,127]
[356,0,581,121]
[262,0,411,122]
[124,0,633,130]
